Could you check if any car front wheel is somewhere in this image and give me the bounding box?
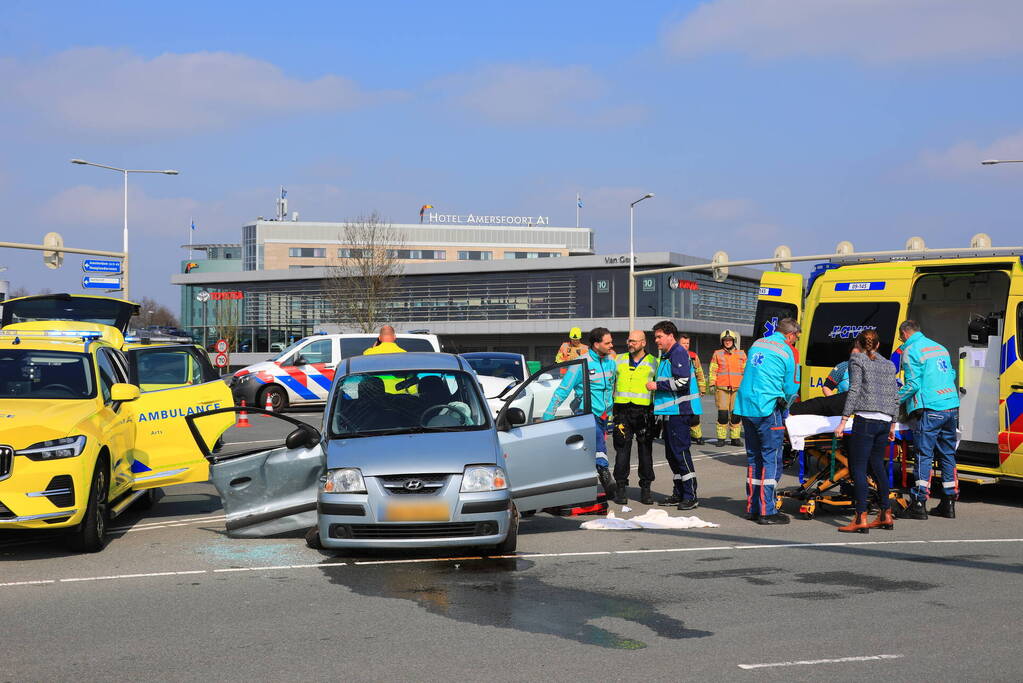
[67,461,109,553]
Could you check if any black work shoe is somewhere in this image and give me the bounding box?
[896,500,928,520]
[716,439,727,448]
[613,484,628,506]
[930,498,956,519]
[658,494,681,506]
[730,438,743,447]
[677,499,700,511]
[640,487,654,505]
[597,466,617,499]
[745,512,760,522]
[757,512,791,525]
[694,437,704,445]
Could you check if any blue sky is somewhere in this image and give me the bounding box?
[2,0,1022,309]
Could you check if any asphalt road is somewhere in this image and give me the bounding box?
[2,408,1023,681]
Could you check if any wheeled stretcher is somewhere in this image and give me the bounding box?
[778,415,914,519]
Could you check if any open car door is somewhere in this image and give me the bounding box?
[186,407,324,538]
[124,344,234,490]
[496,358,597,511]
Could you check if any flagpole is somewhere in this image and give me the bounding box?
[189,216,193,247]
[576,193,580,228]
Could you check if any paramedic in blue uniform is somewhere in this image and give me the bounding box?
[735,317,801,525]
[645,320,699,510]
[545,327,618,498]
[895,320,961,520]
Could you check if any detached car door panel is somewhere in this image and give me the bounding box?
[498,358,598,511]
[186,408,323,537]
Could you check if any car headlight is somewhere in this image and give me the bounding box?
[460,465,508,493]
[18,435,87,461]
[322,468,366,494]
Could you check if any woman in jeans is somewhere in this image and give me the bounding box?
[834,330,900,533]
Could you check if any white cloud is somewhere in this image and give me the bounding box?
[434,64,641,125]
[0,48,398,135]
[39,184,202,239]
[664,0,1023,64]
[918,129,1023,175]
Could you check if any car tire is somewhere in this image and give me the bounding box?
[258,385,289,412]
[488,505,518,555]
[67,461,109,553]
[305,526,323,550]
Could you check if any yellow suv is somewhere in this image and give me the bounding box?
[0,294,233,551]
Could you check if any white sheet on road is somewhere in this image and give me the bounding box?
[580,509,720,531]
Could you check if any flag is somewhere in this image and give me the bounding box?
[419,204,434,223]
[577,194,583,208]
[282,188,287,198]
[190,220,196,231]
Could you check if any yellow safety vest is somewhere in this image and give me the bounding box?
[613,353,657,406]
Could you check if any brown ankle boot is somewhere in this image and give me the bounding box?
[869,508,894,530]
[838,512,870,534]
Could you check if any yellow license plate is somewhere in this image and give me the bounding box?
[384,501,451,522]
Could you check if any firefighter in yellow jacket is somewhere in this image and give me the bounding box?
[708,330,746,447]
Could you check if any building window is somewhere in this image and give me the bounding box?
[289,248,325,258]
[386,249,447,260]
[457,250,492,261]
[337,248,372,258]
[503,251,561,259]
[288,265,317,270]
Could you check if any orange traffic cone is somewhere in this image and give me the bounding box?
[263,392,274,414]
[236,400,252,428]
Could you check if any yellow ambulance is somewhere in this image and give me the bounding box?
[754,248,1023,485]
[0,294,233,551]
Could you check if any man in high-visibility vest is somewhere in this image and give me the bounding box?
[646,320,700,510]
[709,329,747,447]
[679,333,707,445]
[611,330,658,505]
[363,325,406,355]
[555,326,588,363]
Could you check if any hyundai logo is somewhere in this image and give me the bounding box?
[404,479,424,491]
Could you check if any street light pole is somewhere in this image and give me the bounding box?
[70,159,179,301]
[981,159,1023,165]
[628,193,654,331]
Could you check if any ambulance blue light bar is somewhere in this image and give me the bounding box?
[0,330,103,339]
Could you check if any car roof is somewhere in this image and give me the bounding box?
[461,352,522,360]
[345,351,465,374]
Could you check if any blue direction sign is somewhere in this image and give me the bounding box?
[82,259,122,274]
[82,276,122,290]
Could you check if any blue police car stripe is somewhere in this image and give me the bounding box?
[834,282,886,292]
[308,374,333,391]
[276,374,319,400]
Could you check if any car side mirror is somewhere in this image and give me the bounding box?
[110,383,141,402]
[506,407,527,427]
[286,425,321,450]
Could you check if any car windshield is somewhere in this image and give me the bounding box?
[271,338,309,362]
[329,370,489,438]
[0,350,96,399]
[463,355,525,382]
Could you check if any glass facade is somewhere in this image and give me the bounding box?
[180,265,758,354]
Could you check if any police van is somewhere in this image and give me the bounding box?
[753,247,1023,485]
[0,294,233,551]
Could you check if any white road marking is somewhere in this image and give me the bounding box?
[4,537,1020,590]
[109,514,227,534]
[738,654,903,670]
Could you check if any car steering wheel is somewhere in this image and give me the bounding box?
[420,404,469,426]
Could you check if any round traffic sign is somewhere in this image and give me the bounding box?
[196,290,211,303]
[214,352,229,368]
[215,339,229,353]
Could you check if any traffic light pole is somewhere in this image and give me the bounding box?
[0,241,125,258]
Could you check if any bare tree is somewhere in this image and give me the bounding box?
[136,296,179,328]
[323,212,405,333]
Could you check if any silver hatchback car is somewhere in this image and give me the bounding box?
[189,353,599,553]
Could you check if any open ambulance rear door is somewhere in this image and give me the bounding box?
[753,272,804,341]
